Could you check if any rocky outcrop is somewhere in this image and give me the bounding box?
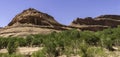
[95,15,120,20]
[0,8,66,37]
[8,8,63,27]
[70,15,120,31]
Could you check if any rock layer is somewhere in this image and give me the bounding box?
[8,8,63,27]
[1,8,120,37]
[70,15,120,31]
[0,8,66,37]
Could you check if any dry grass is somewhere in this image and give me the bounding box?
[0,47,43,55]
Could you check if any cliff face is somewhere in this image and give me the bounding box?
[70,15,120,31]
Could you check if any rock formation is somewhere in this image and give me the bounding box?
[1,8,120,37]
[95,15,120,20]
[70,15,120,31]
[8,8,63,27]
[0,8,66,37]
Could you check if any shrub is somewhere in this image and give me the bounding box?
[7,38,19,54]
[79,41,89,57]
[31,35,44,47]
[17,38,27,47]
[32,49,46,57]
[26,36,34,47]
[80,31,100,46]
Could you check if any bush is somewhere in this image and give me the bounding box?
[7,38,19,54]
[31,35,43,47]
[80,31,100,45]
[32,49,46,57]
[26,36,34,47]
[17,38,27,47]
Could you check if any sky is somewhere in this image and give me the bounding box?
[0,0,120,27]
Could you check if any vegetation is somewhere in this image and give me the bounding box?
[7,38,19,54]
[0,26,120,57]
[0,53,24,57]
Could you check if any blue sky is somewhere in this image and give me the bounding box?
[0,0,120,27]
